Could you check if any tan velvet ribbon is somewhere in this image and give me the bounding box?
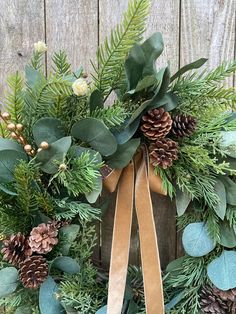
[104,148,166,314]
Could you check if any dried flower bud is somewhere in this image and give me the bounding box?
[24,144,32,153]
[40,141,49,150]
[1,112,11,120]
[16,124,24,132]
[7,123,16,131]
[72,78,88,96]
[34,41,47,53]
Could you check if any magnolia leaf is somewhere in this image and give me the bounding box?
[39,276,65,314]
[170,58,208,82]
[219,222,236,248]
[51,257,80,274]
[59,224,80,255]
[71,118,117,156]
[214,179,226,220]
[219,131,236,158]
[165,291,185,311]
[86,176,102,204]
[127,99,151,126]
[89,89,104,112]
[36,136,71,174]
[33,117,65,146]
[96,305,107,314]
[0,150,28,183]
[207,250,236,290]
[148,92,179,112]
[112,118,140,145]
[149,66,170,105]
[220,176,236,206]
[0,267,19,298]
[175,187,191,216]
[107,138,140,169]
[132,75,157,93]
[0,139,24,152]
[182,222,216,257]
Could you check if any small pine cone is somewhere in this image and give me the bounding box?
[19,255,48,289]
[171,114,197,137]
[1,233,32,266]
[200,286,229,314]
[29,223,58,254]
[140,108,172,140]
[149,138,178,169]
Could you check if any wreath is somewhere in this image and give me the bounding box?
[0,0,235,313]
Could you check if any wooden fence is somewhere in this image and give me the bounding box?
[0,0,235,269]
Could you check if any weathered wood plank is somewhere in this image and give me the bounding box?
[0,0,45,97]
[45,0,98,74]
[177,0,236,257]
[99,0,179,269]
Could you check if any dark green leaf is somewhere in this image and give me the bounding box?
[175,187,191,216]
[170,58,208,82]
[33,117,66,146]
[51,257,80,274]
[36,136,71,174]
[182,222,216,257]
[71,118,117,156]
[89,89,104,112]
[112,118,140,145]
[0,184,17,196]
[59,224,80,255]
[25,65,44,88]
[39,276,65,314]
[0,267,18,298]
[0,139,24,153]
[207,250,236,290]
[70,146,102,163]
[165,291,185,311]
[14,307,31,314]
[220,176,236,206]
[107,138,140,169]
[219,131,236,158]
[86,176,102,204]
[214,179,226,220]
[147,92,179,112]
[219,222,236,248]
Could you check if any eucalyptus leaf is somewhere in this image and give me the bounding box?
[59,224,80,255]
[70,146,102,163]
[0,138,24,152]
[39,276,65,314]
[148,92,179,112]
[166,256,186,273]
[14,307,31,314]
[25,64,45,87]
[170,58,208,82]
[0,184,17,196]
[182,222,216,257]
[51,257,80,274]
[33,117,65,146]
[96,305,107,314]
[165,291,185,311]
[71,118,117,156]
[175,187,191,216]
[219,131,236,158]
[89,89,104,112]
[213,179,226,220]
[112,118,140,145]
[86,176,102,204]
[107,138,140,169]
[0,150,28,183]
[0,267,19,298]
[207,250,236,290]
[220,176,236,205]
[36,136,71,174]
[219,222,236,248]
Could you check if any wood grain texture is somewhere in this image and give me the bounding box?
[0,0,45,96]
[45,0,98,74]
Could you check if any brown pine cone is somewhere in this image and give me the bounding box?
[19,255,48,289]
[140,108,172,140]
[1,233,32,266]
[171,114,197,137]
[200,286,230,314]
[29,223,58,254]
[149,138,178,169]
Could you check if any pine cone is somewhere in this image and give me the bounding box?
[200,286,229,314]
[140,108,172,140]
[149,138,178,169]
[29,223,58,254]
[19,255,48,288]
[214,287,236,314]
[171,114,197,137]
[1,233,32,266]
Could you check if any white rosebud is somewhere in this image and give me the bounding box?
[34,41,47,53]
[72,78,88,96]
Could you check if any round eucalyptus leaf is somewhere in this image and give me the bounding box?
[33,117,66,146]
[220,176,236,206]
[182,222,216,257]
[207,250,236,290]
[71,118,117,156]
[51,257,80,274]
[39,276,65,314]
[0,267,19,298]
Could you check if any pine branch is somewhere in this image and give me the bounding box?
[4,71,24,123]
[93,0,150,96]
[204,60,236,83]
[30,51,44,70]
[52,51,71,76]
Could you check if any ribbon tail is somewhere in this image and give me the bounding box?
[135,158,165,314]
[107,162,134,314]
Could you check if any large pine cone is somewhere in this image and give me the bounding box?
[1,233,32,266]
[171,114,197,137]
[29,223,58,254]
[200,286,230,314]
[149,138,178,169]
[19,255,48,288]
[140,108,172,140]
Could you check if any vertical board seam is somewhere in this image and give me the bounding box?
[44,0,48,76]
